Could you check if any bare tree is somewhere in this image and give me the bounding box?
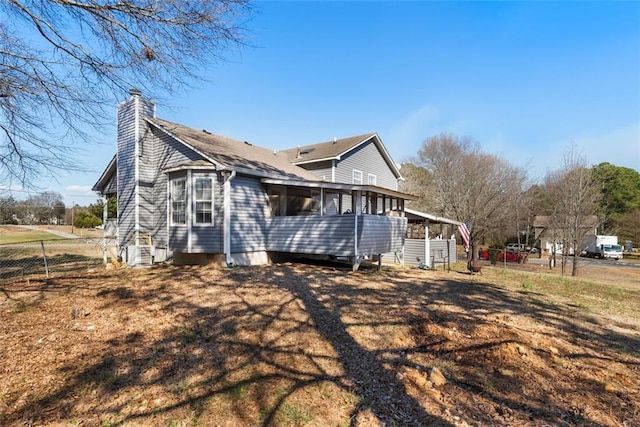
[541,144,601,277]
[398,162,432,212]
[0,0,252,187]
[409,133,526,261]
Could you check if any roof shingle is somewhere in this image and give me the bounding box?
[148,118,319,181]
[281,133,377,164]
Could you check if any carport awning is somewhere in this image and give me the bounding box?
[404,208,462,226]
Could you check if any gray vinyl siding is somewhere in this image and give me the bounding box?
[230,176,269,253]
[103,173,117,195]
[402,239,457,267]
[152,163,168,248]
[266,215,405,257]
[404,239,427,267]
[430,239,457,265]
[153,127,204,170]
[169,225,188,250]
[334,141,398,190]
[267,215,355,256]
[190,173,224,252]
[116,99,137,250]
[358,216,406,255]
[300,160,333,182]
[138,127,155,245]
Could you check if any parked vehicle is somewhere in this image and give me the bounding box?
[505,243,538,253]
[582,235,623,260]
[478,248,522,263]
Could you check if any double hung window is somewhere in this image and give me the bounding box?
[352,169,363,185]
[171,178,186,225]
[194,177,213,224]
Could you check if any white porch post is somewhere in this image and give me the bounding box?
[425,224,430,268]
[353,190,362,271]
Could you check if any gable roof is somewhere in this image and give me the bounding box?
[92,154,117,193]
[533,215,599,229]
[533,215,599,239]
[147,118,318,181]
[281,133,402,179]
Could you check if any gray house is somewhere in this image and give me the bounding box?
[93,90,411,270]
[283,133,402,190]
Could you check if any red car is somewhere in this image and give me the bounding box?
[478,248,522,262]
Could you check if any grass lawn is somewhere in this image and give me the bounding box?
[0,261,638,426]
[0,226,64,244]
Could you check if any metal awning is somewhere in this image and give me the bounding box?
[404,208,462,226]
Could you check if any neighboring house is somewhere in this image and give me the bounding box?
[533,215,599,255]
[92,90,411,270]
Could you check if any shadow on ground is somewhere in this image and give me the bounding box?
[1,261,638,426]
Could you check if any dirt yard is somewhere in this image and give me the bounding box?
[0,260,638,426]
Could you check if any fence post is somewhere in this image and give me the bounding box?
[40,240,49,278]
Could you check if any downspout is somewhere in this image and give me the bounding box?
[223,170,237,266]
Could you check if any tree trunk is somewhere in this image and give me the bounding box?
[571,253,579,276]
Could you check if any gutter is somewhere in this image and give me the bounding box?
[223,170,237,266]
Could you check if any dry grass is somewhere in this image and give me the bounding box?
[0,261,638,426]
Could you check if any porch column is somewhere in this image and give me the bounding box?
[425,223,430,268]
[353,190,362,271]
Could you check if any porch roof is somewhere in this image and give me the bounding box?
[404,208,462,226]
[260,178,415,200]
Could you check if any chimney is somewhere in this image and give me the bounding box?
[115,89,156,255]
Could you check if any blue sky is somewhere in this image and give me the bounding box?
[16,1,640,207]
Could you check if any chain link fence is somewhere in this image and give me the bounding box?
[0,238,113,284]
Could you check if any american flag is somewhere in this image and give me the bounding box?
[458,222,470,252]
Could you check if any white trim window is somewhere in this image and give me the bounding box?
[352,169,363,185]
[171,178,186,225]
[194,177,214,224]
[367,173,377,186]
